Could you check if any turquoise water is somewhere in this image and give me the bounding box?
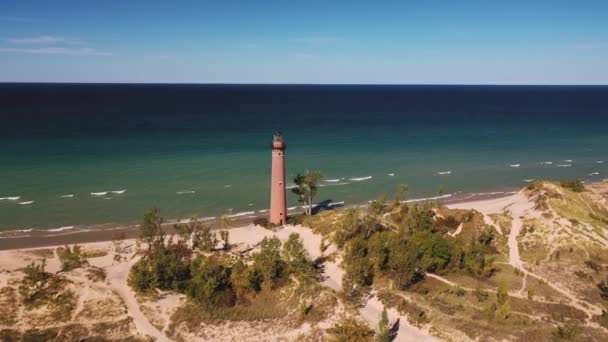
[1,84,607,231]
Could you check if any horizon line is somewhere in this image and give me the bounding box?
[1,81,607,86]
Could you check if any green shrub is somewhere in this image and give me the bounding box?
[58,245,86,271]
[560,179,585,192]
[326,317,375,342]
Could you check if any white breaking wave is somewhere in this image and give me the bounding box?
[18,201,34,205]
[91,191,108,196]
[557,164,572,168]
[224,184,232,188]
[437,171,452,175]
[15,228,33,232]
[597,161,604,164]
[328,201,345,207]
[286,184,298,189]
[258,209,269,213]
[509,164,520,168]
[320,182,350,187]
[589,172,600,176]
[402,194,452,203]
[60,194,75,198]
[47,226,75,232]
[540,161,553,165]
[524,179,535,182]
[177,190,195,194]
[111,190,127,194]
[227,211,255,218]
[564,159,573,163]
[325,179,341,182]
[0,196,20,201]
[349,176,372,181]
[388,173,395,176]
[288,206,298,210]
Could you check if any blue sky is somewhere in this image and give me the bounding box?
[0,0,607,84]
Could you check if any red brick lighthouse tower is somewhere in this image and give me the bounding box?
[270,131,287,225]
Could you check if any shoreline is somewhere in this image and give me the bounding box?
[0,186,520,251]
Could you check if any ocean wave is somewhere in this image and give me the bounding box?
[540,161,553,165]
[47,226,75,232]
[328,201,345,207]
[177,190,195,194]
[325,179,341,182]
[509,164,520,168]
[111,190,127,194]
[18,201,34,205]
[286,184,298,189]
[437,171,452,175]
[258,209,269,213]
[349,176,372,181]
[564,159,573,163]
[523,179,535,182]
[556,164,572,168]
[597,161,604,164]
[0,196,20,201]
[224,185,232,188]
[388,173,395,176]
[16,228,34,232]
[288,206,298,210]
[402,194,452,203]
[589,172,600,176]
[91,191,108,196]
[227,211,255,218]
[320,182,350,187]
[60,194,75,198]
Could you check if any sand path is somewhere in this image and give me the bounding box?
[449,193,603,321]
[105,257,170,342]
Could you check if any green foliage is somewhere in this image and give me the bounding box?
[252,236,285,290]
[462,227,498,277]
[400,203,435,234]
[187,255,236,307]
[560,178,585,193]
[140,207,165,251]
[282,233,316,279]
[326,317,375,342]
[19,259,53,305]
[292,171,323,215]
[493,280,511,321]
[128,243,191,293]
[342,236,374,301]
[173,217,215,252]
[58,245,86,271]
[377,308,390,342]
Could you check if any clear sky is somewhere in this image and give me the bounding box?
[1,0,607,84]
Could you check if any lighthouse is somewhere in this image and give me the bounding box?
[270,131,287,225]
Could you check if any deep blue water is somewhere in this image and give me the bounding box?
[1,84,607,231]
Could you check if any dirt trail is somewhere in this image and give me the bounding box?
[449,193,603,321]
[105,258,170,342]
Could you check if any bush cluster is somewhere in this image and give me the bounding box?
[128,208,316,308]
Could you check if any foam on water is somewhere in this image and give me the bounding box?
[288,206,298,210]
[91,191,108,196]
[320,182,349,187]
[349,176,372,181]
[388,173,395,176]
[589,172,600,176]
[564,159,573,163]
[328,201,345,207]
[177,190,195,194]
[540,161,553,165]
[0,196,20,201]
[598,161,604,164]
[258,209,269,213]
[111,190,127,194]
[402,193,452,203]
[227,211,255,218]
[509,164,520,168]
[47,226,75,232]
[18,201,34,205]
[524,179,535,182]
[61,194,75,198]
[325,179,341,182]
[286,184,298,189]
[437,171,452,175]
[557,164,572,167]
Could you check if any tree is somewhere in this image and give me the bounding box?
[140,207,165,252]
[187,255,235,307]
[377,308,390,342]
[292,171,323,215]
[220,230,230,251]
[282,233,315,279]
[252,237,285,289]
[327,316,375,342]
[59,245,86,271]
[495,279,510,321]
